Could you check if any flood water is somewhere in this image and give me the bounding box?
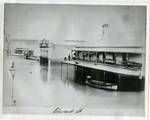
[3,54,145,115]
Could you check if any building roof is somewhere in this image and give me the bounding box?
[73,46,143,53]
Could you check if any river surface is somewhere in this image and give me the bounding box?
[3,54,144,115]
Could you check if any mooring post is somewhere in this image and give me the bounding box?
[118,74,121,91]
[12,76,14,106]
[67,63,68,80]
[61,62,62,80]
[104,71,106,85]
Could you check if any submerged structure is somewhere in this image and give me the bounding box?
[14,48,34,58]
[39,39,49,65]
[63,44,145,91]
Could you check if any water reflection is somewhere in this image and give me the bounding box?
[40,66,48,82]
[3,56,144,114]
[39,61,128,96]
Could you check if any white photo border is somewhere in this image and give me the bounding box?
[0,0,149,120]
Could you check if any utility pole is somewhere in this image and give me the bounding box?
[9,62,16,106]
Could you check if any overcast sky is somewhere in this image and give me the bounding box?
[4,4,146,46]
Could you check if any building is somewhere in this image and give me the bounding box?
[63,43,145,91]
[39,39,49,65]
[14,48,34,59]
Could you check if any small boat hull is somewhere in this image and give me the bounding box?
[74,66,144,91]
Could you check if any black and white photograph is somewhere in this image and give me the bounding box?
[2,3,146,117]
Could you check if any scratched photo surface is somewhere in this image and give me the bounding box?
[3,4,146,116]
